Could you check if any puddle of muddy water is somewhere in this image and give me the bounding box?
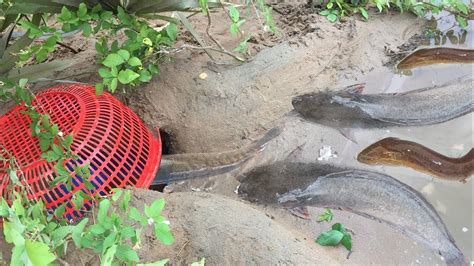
[335,12,473,260]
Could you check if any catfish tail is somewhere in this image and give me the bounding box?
[152,127,281,185]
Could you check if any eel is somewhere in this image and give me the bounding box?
[237,162,466,266]
[357,137,473,182]
[397,48,474,70]
[292,78,473,128]
[152,127,281,185]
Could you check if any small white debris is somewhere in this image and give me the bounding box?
[421,183,435,195]
[440,256,445,261]
[452,144,464,151]
[58,131,64,137]
[415,259,420,264]
[191,187,201,192]
[317,146,338,161]
[404,250,408,254]
[147,217,154,225]
[234,185,240,194]
[163,220,170,225]
[199,72,208,80]
[462,227,468,232]
[432,160,442,166]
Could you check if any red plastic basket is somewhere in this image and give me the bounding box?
[0,84,161,221]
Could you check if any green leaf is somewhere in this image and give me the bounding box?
[139,70,152,82]
[54,204,66,218]
[118,190,131,211]
[116,245,139,262]
[326,2,333,9]
[64,134,74,149]
[77,3,88,18]
[3,221,25,246]
[102,245,117,266]
[331,223,348,235]
[315,230,344,246]
[117,49,130,61]
[0,198,9,217]
[39,137,51,152]
[98,199,111,225]
[129,207,147,226]
[166,23,178,42]
[327,13,338,23]
[456,2,468,15]
[102,53,125,67]
[25,239,56,266]
[359,7,368,20]
[154,223,174,245]
[128,57,142,67]
[229,6,240,23]
[110,78,118,92]
[317,208,333,223]
[96,83,104,96]
[89,224,106,235]
[51,226,75,244]
[9,170,20,185]
[341,234,352,251]
[72,218,89,247]
[144,198,165,219]
[319,10,330,16]
[118,70,140,84]
[111,188,123,202]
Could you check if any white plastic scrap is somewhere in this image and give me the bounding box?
[317,146,338,161]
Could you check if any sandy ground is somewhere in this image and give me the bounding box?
[1,3,456,266]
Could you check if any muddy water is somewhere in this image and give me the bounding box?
[240,12,474,263]
[339,15,473,261]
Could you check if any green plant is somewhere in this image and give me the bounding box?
[316,222,352,251]
[0,189,173,265]
[317,208,333,222]
[1,79,173,265]
[0,1,277,94]
[317,0,473,29]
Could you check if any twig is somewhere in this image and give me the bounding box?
[203,5,245,62]
[56,41,79,54]
[174,239,190,261]
[56,257,70,266]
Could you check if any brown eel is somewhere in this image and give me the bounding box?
[357,137,473,183]
[397,47,474,70]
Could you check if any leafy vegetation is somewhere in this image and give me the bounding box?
[0,1,276,265]
[316,222,353,251]
[316,0,473,29]
[317,208,333,222]
[315,209,352,251]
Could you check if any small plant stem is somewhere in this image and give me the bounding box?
[56,41,79,54]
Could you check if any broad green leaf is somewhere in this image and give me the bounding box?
[102,53,125,67]
[331,223,348,235]
[98,199,111,225]
[0,198,9,216]
[327,13,337,23]
[154,223,174,245]
[118,69,140,84]
[359,7,368,20]
[51,226,75,245]
[96,83,104,96]
[116,245,139,262]
[139,70,152,82]
[129,207,147,226]
[72,218,89,247]
[102,245,117,266]
[166,23,178,41]
[111,188,123,201]
[117,49,130,61]
[128,57,142,67]
[315,230,344,246]
[144,198,165,219]
[341,234,352,251]
[3,221,25,246]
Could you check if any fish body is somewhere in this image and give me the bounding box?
[357,137,474,182]
[292,79,473,128]
[238,162,466,266]
[397,48,474,70]
[153,127,281,184]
